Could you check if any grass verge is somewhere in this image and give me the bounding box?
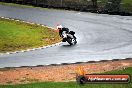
[0,2,62,11]
[0,18,61,53]
[0,2,47,10]
[0,67,131,88]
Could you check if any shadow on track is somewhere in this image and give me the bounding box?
[61,43,77,48]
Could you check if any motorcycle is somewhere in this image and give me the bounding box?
[61,31,77,45]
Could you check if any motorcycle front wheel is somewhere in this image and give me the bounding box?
[67,38,77,45]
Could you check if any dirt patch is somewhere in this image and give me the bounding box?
[0,59,132,85]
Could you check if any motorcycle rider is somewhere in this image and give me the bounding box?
[57,25,69,42]
[57,25,77,45]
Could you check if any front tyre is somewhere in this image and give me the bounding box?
[67,37,77,45]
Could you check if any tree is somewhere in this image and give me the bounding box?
[92,0,97,9]
[105,0,122,12]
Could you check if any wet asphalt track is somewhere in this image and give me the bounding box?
[0,5,132,68]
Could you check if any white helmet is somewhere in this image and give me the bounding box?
[57,25,63,29]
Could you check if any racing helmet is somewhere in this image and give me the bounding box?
[57,24,63,29]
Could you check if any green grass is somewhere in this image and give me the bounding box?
[0,2,63,11]
[0,82,131,88]
[103,67,132,74]
[120,0,132,12]
[0,18,60,52]
[0,67,132,88]
[0,2,48,10]
[0,2,33,8]
[121,0,132,4]
[98,0,132,12]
